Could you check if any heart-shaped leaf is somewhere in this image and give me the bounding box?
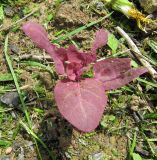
[54,78,107,132]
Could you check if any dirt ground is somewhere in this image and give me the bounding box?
[0,0,157,160]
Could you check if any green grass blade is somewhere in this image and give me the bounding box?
[0,140,11,147]
[0,73,13,82]
[132,153,142,160]
[52,12,113,43]
[137,78,157,88]
[21,60,54,76]
[130,132,137,155]
[4,35,31,126]
[0,108,13,113]
[148,40,157,54]
[4,35,45,160]
[145,113,157,120]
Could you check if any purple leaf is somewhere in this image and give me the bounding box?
[22,21,65,74]
[22,22,109,80]
[92,29,108,53]
[65,45,96,80]
[94,58,131,81]
[102,68,148,90]
[66,62,83,81]
[94,58,147,90]
[67,45,96,65]
[54,78,107,132]
[67,45,83,64]
[22,21,52,52]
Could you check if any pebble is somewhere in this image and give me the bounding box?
[131,105,139,111]
[5,147,12,155]
[10,44,19,54]
[4,7,14,17]
[96,2,104,10]
[17,147,24,160]
[26,140,34,151]
[109,136,116,144]
[93,152,105,160]
[12,142,20,152]
[11,111,17,119]
[0,92,20,108]
[89,151,104,160]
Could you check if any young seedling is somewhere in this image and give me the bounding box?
[22,21,147,132]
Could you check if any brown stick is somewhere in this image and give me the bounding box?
[116,26,157,78]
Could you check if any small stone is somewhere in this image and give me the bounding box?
[25,140,34,151]
[10,44,19,54]
[96,2,104,10]
[89,151,104,160]
[11,111,17,119]
[4,7,14,17]
[0,92,20,108]
[5,147,12,155]
[109,136,116,144]
[12,142,20,151]
[131,105,139,111]
[17,147,24,160]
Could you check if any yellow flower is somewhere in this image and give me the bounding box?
[104,0,156,32]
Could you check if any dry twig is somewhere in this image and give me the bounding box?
[17,54,52,61]
[116,26,157,78]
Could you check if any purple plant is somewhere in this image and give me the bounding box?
[22,21,147,132]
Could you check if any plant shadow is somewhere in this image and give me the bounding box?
[38,108,73,160]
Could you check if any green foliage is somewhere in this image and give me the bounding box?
[52,13,113,43]
[0,140,11,147]
[107,34,119,53]
[0,73,13,82]
[100,114,116,128]
[148,40,157,54]
[21,61,55,76]
[129,132,137,158]
[132,153,143,160]
[128,132,143,160]
[145,113,157,120]
[0,5,4,21]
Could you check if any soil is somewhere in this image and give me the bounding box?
[0,0,157,160]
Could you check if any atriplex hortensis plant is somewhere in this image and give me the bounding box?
[22,21,147,132]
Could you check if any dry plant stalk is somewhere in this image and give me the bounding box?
[116,26,157,78]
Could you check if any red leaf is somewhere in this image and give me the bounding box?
[65,45,96,80]
[94,58,147,90]
[66,62,83,81]
[92,29,108,53]
[102,68,148,90]
[54,78,107,132]
[22,21,52,52]
[67,45,96,65]
[22,21,65,74]
[94,58,131,81]
[67,45,83,64]
[22,22,108,79]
